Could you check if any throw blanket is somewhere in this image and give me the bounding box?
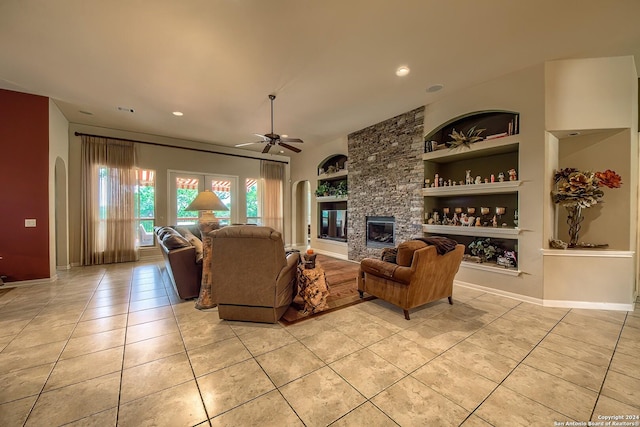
[412,236,458,255]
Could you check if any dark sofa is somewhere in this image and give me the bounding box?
[154,225,204,299]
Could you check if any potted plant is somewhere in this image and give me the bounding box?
[315,182,331,197]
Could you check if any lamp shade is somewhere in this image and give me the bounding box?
[185,190,229,212]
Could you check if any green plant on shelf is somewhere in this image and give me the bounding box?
[315,182,332,197]
[468,238,500,262]
[335,181,348,197]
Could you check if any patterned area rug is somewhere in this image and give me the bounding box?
[280,254,375,325]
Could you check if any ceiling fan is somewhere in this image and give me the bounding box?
[235,94,303,154]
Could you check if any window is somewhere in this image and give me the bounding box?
[246,178,260,225]
[210,179,232,226]
[175,176,200,225]
[136,169,156,246]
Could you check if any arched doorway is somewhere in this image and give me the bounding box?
[291,180,311,247]
[54,157,69,269]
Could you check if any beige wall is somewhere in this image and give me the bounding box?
[48,100,69,276]
[546,56,637,131]
[68,124,290,265]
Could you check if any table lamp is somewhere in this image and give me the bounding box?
[185,190,229,225]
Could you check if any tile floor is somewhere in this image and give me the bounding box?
[0,260,639,426]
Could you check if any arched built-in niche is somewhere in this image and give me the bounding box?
[424,110,519,150]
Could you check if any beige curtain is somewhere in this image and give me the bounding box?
[81,136,138,265]
[260,160,284,233]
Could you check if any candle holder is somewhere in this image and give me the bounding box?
[467,207,476,215]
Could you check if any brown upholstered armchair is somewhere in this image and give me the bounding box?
[209,225,300,323]
[357,240,464,319]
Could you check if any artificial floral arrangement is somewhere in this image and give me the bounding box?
[448,126,485,149]
[551,168,622,247]
[468,238,500,262]
[551,168,622,208]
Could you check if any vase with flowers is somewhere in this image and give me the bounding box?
[551,168,622,247]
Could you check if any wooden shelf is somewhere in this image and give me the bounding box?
[422,224,521,238]
[317,170,348,180]
[423,135,519,163]
[422,180,522,197]
[460,260,521,276]
[316,195,347,202]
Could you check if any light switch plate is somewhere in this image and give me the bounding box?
[25,219,37,227]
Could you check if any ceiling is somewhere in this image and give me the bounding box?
[1,0,639,154]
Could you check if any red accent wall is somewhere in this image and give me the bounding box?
[0,89,50,281]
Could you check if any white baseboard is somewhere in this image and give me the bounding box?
[542,299,634,312]
[56,265,71,271]
[454,280,543,306]
[454,280,634,311]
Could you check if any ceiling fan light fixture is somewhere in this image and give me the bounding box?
[396,66,410,77]
[172,111,184,116]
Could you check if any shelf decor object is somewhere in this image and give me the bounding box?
[551,168,622,248]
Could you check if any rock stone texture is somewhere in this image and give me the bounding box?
[347,106,425,261]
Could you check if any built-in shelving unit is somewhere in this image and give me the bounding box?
[316,154,348,243]
[423,110,521,271]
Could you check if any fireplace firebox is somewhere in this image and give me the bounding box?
[366,216,395,248]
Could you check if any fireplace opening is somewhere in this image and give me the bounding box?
[366,216,395,248]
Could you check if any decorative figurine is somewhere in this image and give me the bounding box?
[498,172,505,182]
[484,178,489,184]
[439,177,444,187]
[475,217,481,226]
[452,212,459,226]
[491,174,495,183]
[492,215,498,227]
[434,174,439,187]
[508,168,517,181]
[424,178,430,187]
[475,176,482,184]
[465,170,472,185]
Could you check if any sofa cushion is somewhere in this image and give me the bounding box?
[178,227,204,263]
[162,233,191,250]
[396,240,428,267]
[156,226,178,240]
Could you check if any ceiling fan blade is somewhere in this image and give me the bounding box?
[280,137,303,143]
[234,142,257,147]
[254,133,269,141]
[262,144,272,154]
[278,142,302,153]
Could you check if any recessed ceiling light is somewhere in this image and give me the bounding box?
[426,84,444,93]
[281,134,288,138]
[117,106,135,113]
[568,131,580,137]
[279,150,284,154]
[396,66,410,77]
[172,111,184,117]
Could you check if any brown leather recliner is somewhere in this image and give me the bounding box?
[209,225,300,323]
[357,240,464,320]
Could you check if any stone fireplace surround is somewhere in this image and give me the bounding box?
[347,106,425,261]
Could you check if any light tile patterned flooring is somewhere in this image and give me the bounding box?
[0,260,639,426]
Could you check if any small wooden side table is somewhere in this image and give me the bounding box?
[295,262,330,314]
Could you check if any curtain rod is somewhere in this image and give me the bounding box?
[73,131,290,165]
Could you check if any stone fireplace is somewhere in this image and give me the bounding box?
[347,107,425,260]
